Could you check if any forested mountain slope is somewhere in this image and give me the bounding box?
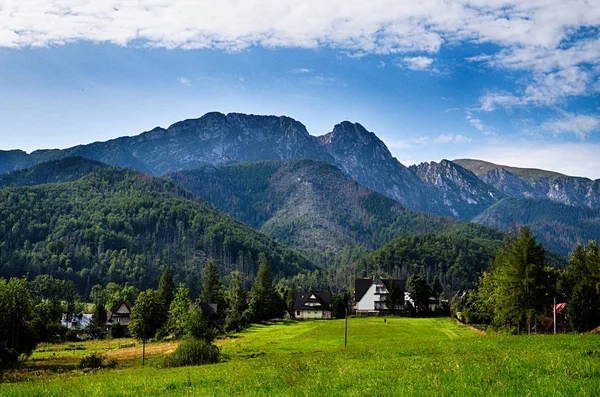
[0,165,315,296]
[167,160,505,267]
[474,198,600,256]
[0,157,107,188]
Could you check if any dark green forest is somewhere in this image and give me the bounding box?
[474,198,600,256]
[0,163,315,297]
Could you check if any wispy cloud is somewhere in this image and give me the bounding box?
[383,133,471,150]
[465,111,495,135]
[177,76,192,86]
[433,134,472,144]
[463,143,600,179]
[401,56,434,71]
[541,113,600,139]
[289,68,311,74]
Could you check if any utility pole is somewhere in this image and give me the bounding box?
[142,324,146,366]
[344,308,348,348]
[553,296,557,335]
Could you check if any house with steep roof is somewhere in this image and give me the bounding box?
[354,278,405,314]
[294,291,332,319]
[106,302,132,336]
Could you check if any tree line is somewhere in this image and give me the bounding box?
[452,226,600,333]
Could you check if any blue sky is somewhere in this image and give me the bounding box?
[1,1,599,178]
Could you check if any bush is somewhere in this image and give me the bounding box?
[83,324,103,340]
[161,338,220,368]
[79,352,105,369]
[0,348,18,369]
[110,323,125,339]
[65,328,80,342]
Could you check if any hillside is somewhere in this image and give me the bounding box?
[0,164,315,296]
[338,231,501,291]
[166,160,505,267]
[0,157,108,188]
[473,198,600,256]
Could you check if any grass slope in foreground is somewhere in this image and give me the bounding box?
[3,318,600,396]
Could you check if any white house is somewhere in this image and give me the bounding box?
[294,291,332,320]
[354,278,405,314]
[61,313,93,329]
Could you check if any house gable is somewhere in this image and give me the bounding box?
[354,278,406,312]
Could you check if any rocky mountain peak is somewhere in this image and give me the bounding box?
[410,160,502,220]
[319,121,393,162]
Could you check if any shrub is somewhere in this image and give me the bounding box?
[110,323,125,339]
[79,352,105,369]
[161,338,220,368]
[0,348,18,369]
[65,328,80,342]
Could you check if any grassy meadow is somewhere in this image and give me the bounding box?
[2,317,600,396]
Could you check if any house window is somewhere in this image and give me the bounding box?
[296,310,300,316]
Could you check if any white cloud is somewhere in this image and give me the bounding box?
[401,56,434,71]
[177,76,191,86]
[289,68,311,74]
[465,111,495,135]
[2,0,599,119]
[541,113,600,139]
[478,92,523,112]
[382,133,471,149]
[433,134,472,144]
[462,143,600,179]
[2,1,598,56]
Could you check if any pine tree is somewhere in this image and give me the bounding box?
[201,259,226,317]
[432,275,443,297]
[92,302,107,327]
[564,241,600,332]
[225,271,248,332]
[157,269,175,311]
[247,257,283,322]
[491,227,549,332]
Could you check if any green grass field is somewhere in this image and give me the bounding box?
[2,317,600,396]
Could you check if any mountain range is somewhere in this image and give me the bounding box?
[1,111,599,255]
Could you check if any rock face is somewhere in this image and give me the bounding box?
[454,159,600,209]
[0,150,32,174]
[410,160,502,220]
[318,121,432,211]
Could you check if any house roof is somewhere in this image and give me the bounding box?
[198,302,218,316]
[115,302,132,315]
[354,278,405,303]
[295,291,331,310]
[106,302,132,323]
